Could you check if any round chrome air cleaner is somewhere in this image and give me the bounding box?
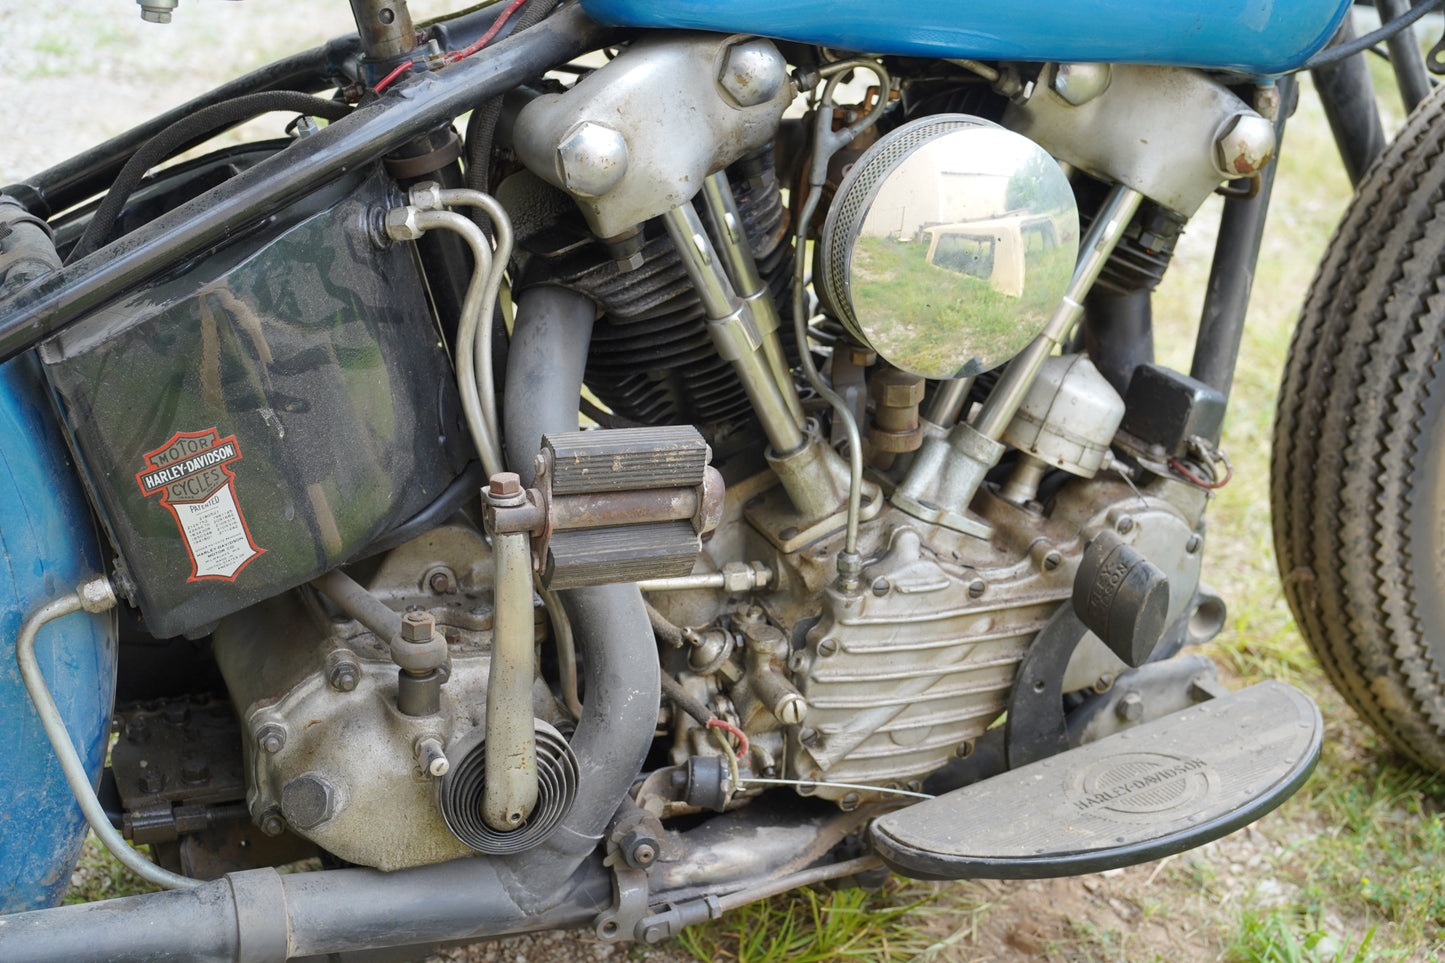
[817,115,1079,379]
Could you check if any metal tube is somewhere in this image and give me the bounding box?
[1190,77,1294,404]
[483,525,540,831]
[15,578,197,891]
[0,4,618,363]
[701,171,805,426]
[635,566,772,593]
[311,567,403,642]
[1310,17,1386,188]
[973,185,1144,439]
[1378,0,1432,113]
[925,376,973,426]
[404,206,509,476]
[350,0,419,64]
[662,202,808,455]
[498,286,659,907]
[1,2,522,218]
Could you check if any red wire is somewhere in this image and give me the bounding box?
[706,719,750,760]
[372,60,414,94]
[1169,457,1234,490]
[449,0,530,62]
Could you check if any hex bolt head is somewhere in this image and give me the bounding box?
[281,772,339,831]
[180,756,210,785]
[555,122,629,199]
[1214,112,1276,177]
[139,770,167,794]
[488,472,522,498]
[718,38,788,108]
[327,660,359,692]
[259,808,286,838]
[1116,691,1144,722]
[1050,62,1112,106]
[256,723,286,754]
[401,610,435,643]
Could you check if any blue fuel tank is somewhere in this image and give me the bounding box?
[0,352,116,912]
[578,0,1352,74]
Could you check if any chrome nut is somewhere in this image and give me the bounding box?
[384,206,425,242]
[76,576,118,614]
[555,122,629,199]
[1050,62,1111,106]
[1213,112,1275,178]
[391,612,447,673]
[717,38,788,109]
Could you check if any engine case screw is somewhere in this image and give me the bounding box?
[816,637,839,658]
[968,579,986,598]
[1043,551,1062,571]
[256,723,287,754]
[799,726,820,747]
[839,792,861,812]
[326,650,361,692]
[1115,515,1134,534]
[1185,533,1203,554]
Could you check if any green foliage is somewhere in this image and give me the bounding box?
[1225,909,1376,963]
[674,880,942,963]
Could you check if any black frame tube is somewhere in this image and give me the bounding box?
[1311,16,1387,187]
[0,4,615,364]
[1,3,519,220]
[1378,0,1433,113]
[1189,76,1297,403]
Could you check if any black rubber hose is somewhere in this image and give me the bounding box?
[67,92,352,263]
[463,0,558,208]
[496,285,660,909]
[660,672,714,728]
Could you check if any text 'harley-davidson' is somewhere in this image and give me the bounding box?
[2,0,1441,959]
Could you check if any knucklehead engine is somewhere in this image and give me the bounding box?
[48,33,1250,874]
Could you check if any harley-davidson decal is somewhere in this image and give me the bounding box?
[136,429,264,581]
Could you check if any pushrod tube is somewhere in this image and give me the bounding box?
[0,3,619,364]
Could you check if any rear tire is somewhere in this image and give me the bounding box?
[1273,85,1445,772]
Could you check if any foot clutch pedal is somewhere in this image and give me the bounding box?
[870,680,1321,879]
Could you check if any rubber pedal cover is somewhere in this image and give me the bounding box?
[870,680,1321,879]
